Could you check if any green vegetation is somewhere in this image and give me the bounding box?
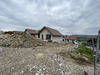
[77,38,90,42]
[74,45,96,60]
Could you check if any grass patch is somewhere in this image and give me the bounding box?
[74,45,95,60]
[69,45,100,64]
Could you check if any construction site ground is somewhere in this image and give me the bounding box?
[0,33,100,75]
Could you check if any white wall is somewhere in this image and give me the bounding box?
[52,36,63,43]
[35,35,38,38]
[40,29,51,40]
[39,28,63,43]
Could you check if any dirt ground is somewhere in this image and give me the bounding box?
[0,34,100,75]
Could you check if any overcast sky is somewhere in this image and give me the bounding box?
[0,0,100,35]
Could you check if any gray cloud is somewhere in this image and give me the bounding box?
[0,0,100,35]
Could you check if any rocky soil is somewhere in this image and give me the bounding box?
[0,44,100,75]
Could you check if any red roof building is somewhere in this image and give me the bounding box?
[65,35,77,40]
[25,29,39,35]
[4,31,23,34]
[38,26,62,37]
[38,26,63,43]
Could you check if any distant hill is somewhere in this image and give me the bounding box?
[73,35,98,39]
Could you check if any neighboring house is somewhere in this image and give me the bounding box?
[38,26,63,43]
[64,35,77,43]
[13,31,23,34]
[4,31,23,34]
[0,30,4,34]
[4,31,14,34]
[25,29,39,38]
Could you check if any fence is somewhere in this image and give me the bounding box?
[96,30,100,75]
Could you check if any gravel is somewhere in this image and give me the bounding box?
[0,47,99,75]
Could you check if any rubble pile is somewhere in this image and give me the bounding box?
[0,47,96,75]
[0,33,100,75]
[0,33,44,48]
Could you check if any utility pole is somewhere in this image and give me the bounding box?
[93,30,100,75]
[96,30,100,75]
[92,35,96,75]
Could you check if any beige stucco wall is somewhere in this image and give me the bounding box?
[39,29,63,43]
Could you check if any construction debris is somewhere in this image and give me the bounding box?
[0,33,44,48]
[0,47,98,75]
[0,33,100,75]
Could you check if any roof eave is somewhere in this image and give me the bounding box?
[53,35,63,37]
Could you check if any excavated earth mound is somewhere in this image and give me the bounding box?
[0,33,44,48]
